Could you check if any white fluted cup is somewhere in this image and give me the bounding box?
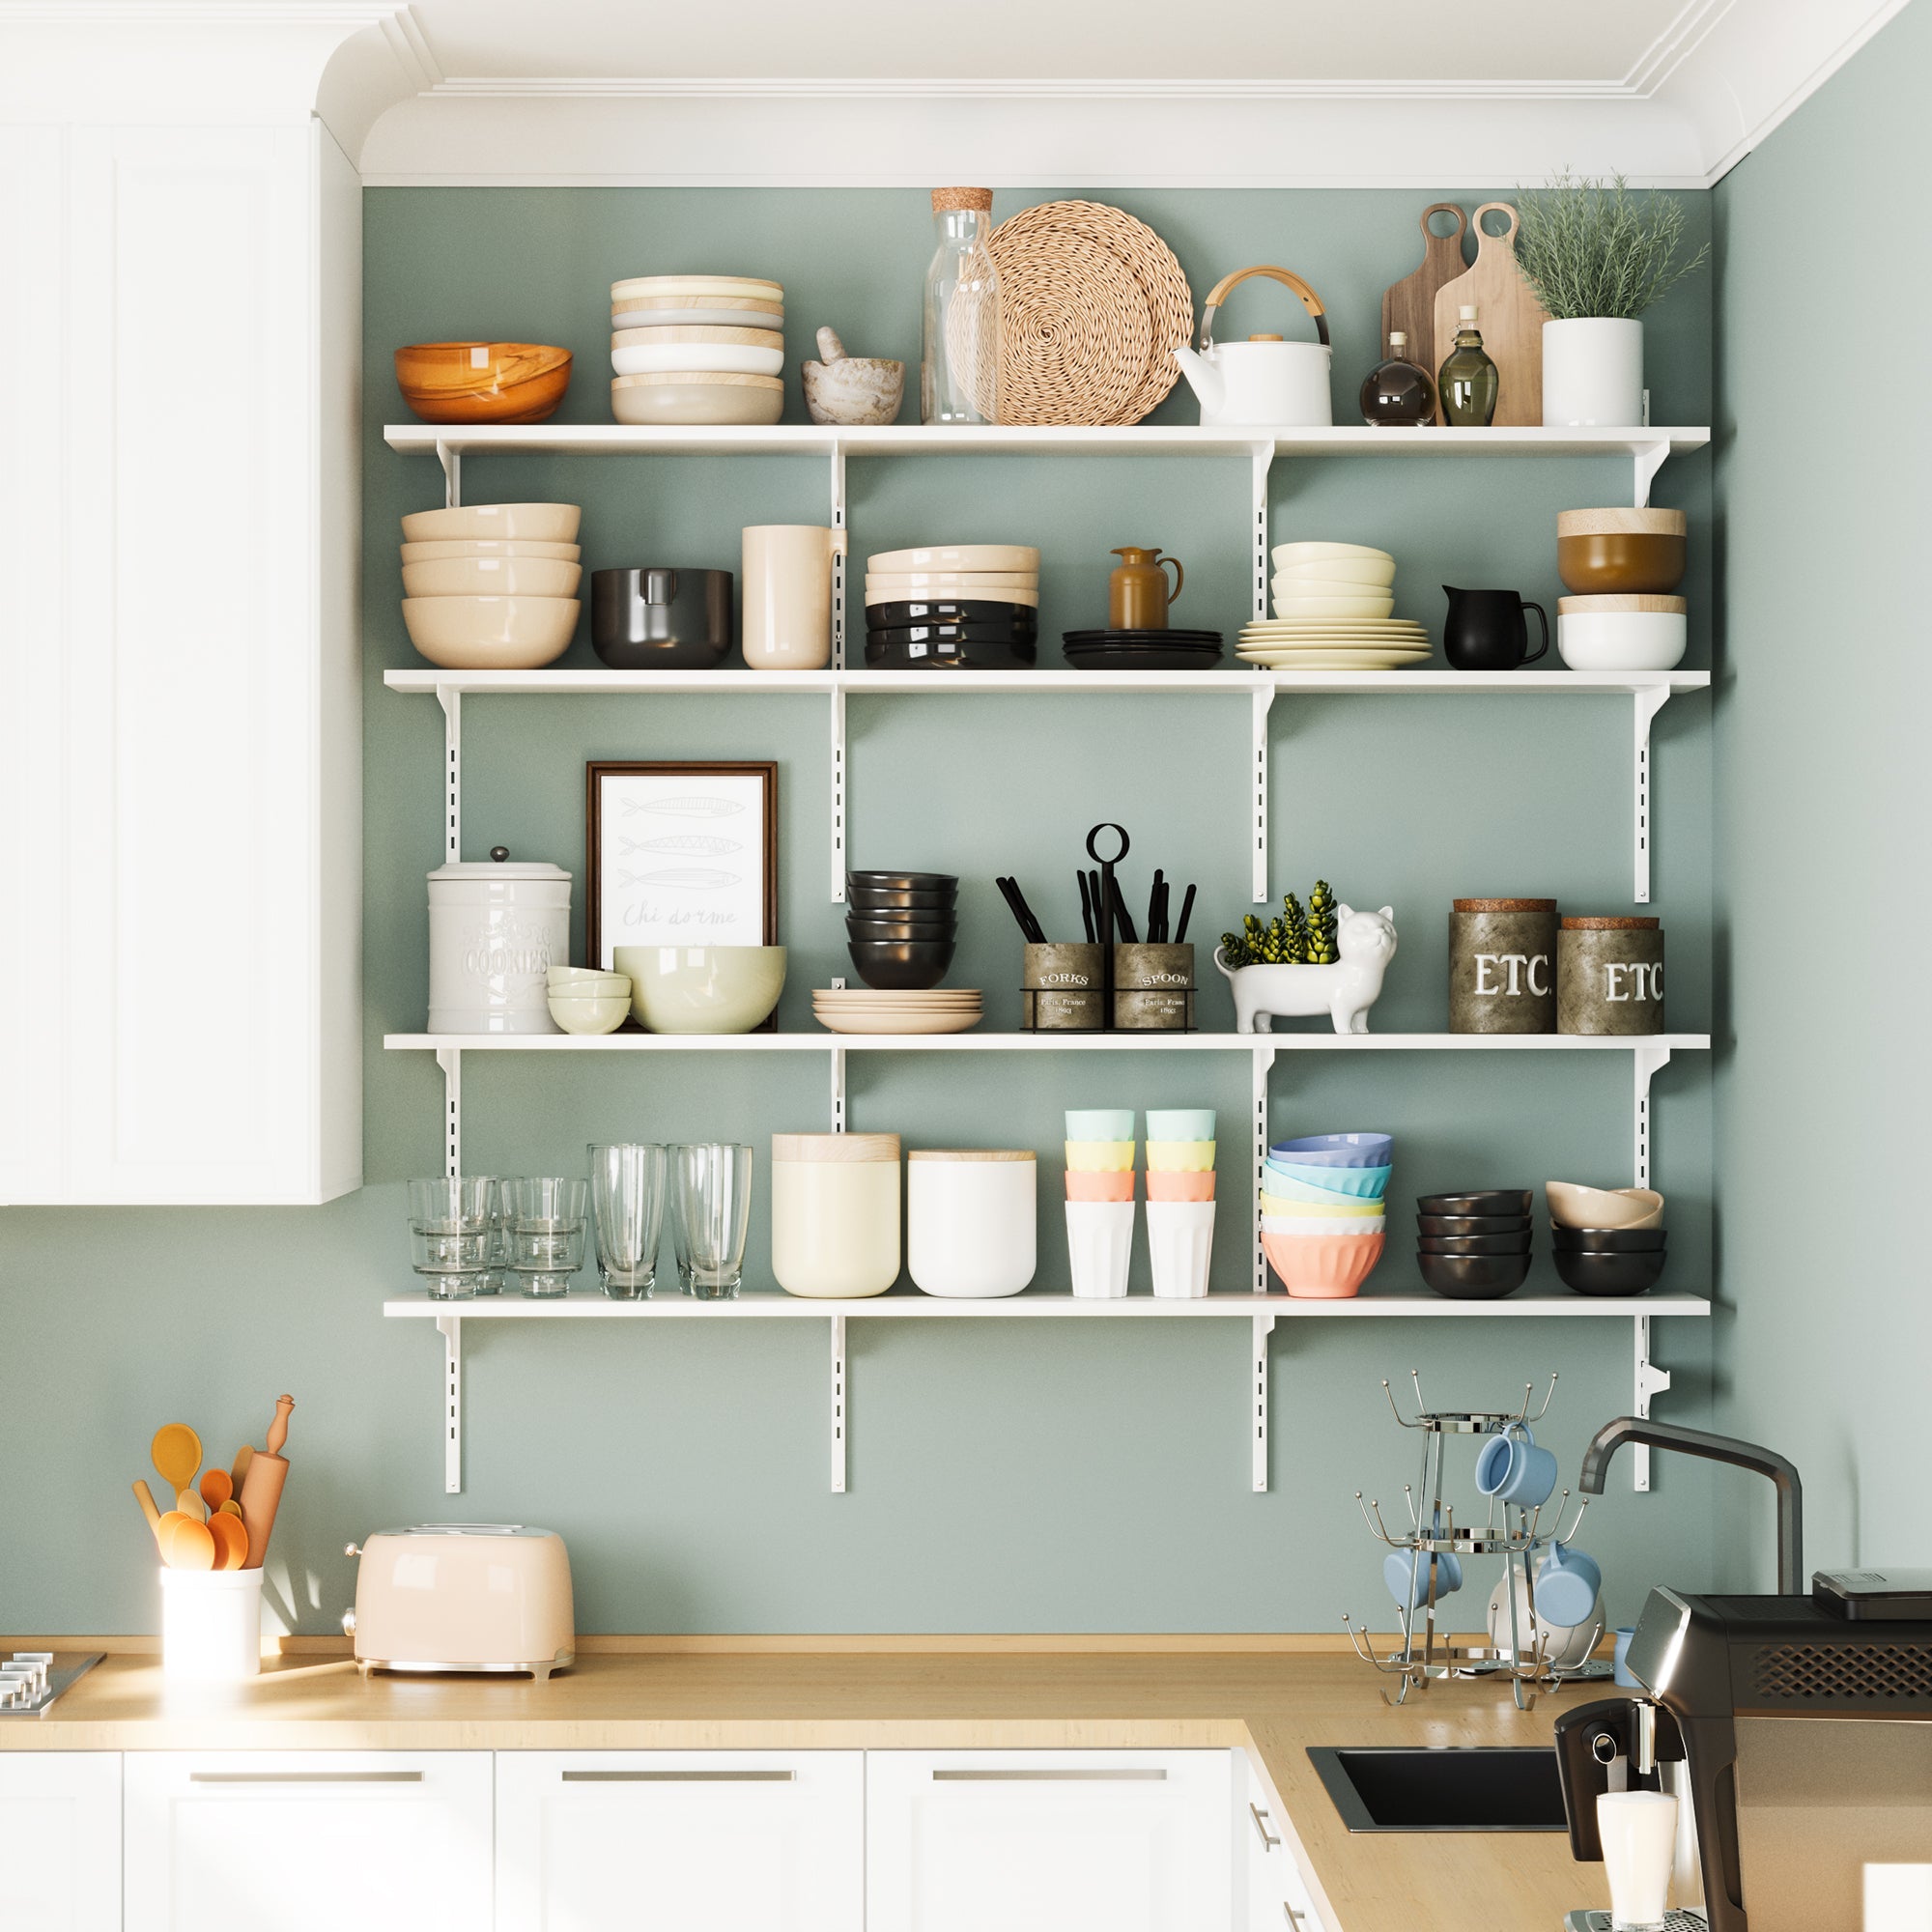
[1148,1199,1215,1298]
[1065,1199,1134,1298]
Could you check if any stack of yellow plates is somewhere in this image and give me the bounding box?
[812,988,983,1036]
[1236,619,1432,670]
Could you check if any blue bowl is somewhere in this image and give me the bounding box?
[1269,1132,1394,1169]
[1260,1167,1383,1208]
[1265,1158,1390,1200]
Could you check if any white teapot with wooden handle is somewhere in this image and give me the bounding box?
[1173,265,1334,427]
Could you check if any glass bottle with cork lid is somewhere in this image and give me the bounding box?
[1360,329,1437,426]
[1438,304,1499,426]
[923,186,1003,425]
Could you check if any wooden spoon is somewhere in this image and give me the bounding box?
[205,1511,249,1572]
[152,1424,202,1503]
[132,1480,166,1551]
[231,1444,255,1491]
[200,1468,234,1511]
[216,1498,242,1519]
[175,1488,209,1524]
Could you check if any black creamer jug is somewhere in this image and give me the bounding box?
[1442,585,1549,670]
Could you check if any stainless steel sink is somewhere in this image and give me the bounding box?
[1308,1747,1568,1833]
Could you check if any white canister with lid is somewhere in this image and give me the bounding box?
[428,848,572,1035]
[908,1150,1037,1298]
[771,1133,901,1298]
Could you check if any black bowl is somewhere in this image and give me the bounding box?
[590,567,731,668]
[1417,1213,1531,1237]
[1551,1227,1668,1253]
[1417,1233,1534,1257]
[845,886,956,913]
[866,598,1039,632]
[865,631,1038,671]
[1553,1247,1668,1295]
[1417,1190,1533,1218]
[848,871,957,893]
[847,916,955,941]
[847,937,955,990]
[1417,1250,1533,1300]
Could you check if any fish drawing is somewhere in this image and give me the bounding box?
[617,867,742,891]
[621,795,746,819]
[621,833,742,858]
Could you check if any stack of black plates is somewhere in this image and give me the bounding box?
[866,600,1038,671]
[1063,629,1224,671]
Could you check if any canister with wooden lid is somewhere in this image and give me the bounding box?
[1557,918,1664,1035]
[1448,898,1557,1034]
[907,1150,1037,1299]
[770,1133,902,1298]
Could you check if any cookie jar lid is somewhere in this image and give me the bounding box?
[772,1133,901,1162]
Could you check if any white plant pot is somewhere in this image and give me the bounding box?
[1541,318,1644,428]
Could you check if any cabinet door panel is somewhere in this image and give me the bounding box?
[124,1750,493,1932]
[867,1748,1236,1932]
[0,1752,121,1932]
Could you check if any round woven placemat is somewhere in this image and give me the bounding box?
[986,201,1193,426]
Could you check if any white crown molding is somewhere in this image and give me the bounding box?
[420,74,1641,101]
[1621,0,1739,95]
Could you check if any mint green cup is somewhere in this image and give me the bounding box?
[1146,1109,1215,1142]
[1065,1109,1134,1140]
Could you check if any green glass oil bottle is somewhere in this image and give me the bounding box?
[1438,304,1499,426]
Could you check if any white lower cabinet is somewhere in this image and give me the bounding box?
[496,1749,865,1932]
[1242,1763,1330,1932]
[123,1751,493,1932]
[0,1752,121,1932]
[866,1749,1236,1932]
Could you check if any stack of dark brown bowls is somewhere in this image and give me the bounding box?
[845,871,957,989]
[864,545,1038,670]
[1415,1189,1533,1299]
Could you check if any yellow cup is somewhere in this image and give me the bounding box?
[1065,1139,1135,1173]
[1145,1139,1215,1173]
[1260,1191,1383,1219]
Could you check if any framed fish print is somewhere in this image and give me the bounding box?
[584,761,779,969]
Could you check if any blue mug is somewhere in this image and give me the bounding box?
[1384,1547,1463,1611]
[1612,1626,1640,1688]
[1474,1424,1557,1509]
[1535,1541,1604,1630]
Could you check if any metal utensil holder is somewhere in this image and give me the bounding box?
[1341,1370,1604,1711]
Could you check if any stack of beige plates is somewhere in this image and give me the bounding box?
[610,275,785,427]
[1238,540,1429,669]
[812,988,983,1036]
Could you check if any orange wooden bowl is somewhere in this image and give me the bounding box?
[395,342,573,425]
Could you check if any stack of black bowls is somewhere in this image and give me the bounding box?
[864,600,1037,671]
[1552,1225,1667,1295]
[845,871,957,988]
[1415,1189,1533,1299]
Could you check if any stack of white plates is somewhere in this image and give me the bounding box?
[812,988,983,1036]
[1240,540,1429,668]
[610,275,785,427]
[864,543,1040,612]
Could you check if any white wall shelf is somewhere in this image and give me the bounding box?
[385,1031,1709,1054]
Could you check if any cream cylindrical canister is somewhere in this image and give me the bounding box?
[1558,918,1664,1035]
[742,525,847,669]
[907,1151,1037,1298]
[160,1568,264,1682]
[1147,1199,1215,1298]
[770,1133,901,1297]
[428,858,571,1034]
[1065,1200,1134,1298]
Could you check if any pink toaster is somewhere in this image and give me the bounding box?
[343,1523,575,1679]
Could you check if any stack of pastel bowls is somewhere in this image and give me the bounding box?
[1416,1189,1534,1299]
[1260,1132,1391,1297]
[865,545,1040,669]
[399,502,582,669]
[1547,1182,1667,1295]
[1065,1111,1135,1299]
[1145,1109,1215,1299]
[609,275,785,427]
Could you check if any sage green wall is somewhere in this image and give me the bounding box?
[1,185,1718,1637]
[1712,11,1930,1585]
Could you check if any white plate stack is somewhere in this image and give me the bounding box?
[811,988,983,1035]
[610,275,786,427]
[1238,542,1431,669]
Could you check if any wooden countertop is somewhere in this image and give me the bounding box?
[4,1647,1610,1932]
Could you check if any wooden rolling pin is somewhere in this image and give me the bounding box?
[238,1395,294,1570]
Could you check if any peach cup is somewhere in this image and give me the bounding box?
[1146,1169,1214,1202]
[1065,1168,1135,1203]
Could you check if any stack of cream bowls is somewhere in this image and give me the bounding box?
[1238,543,1429,670]
[610,275,786,426]
[864,545,1040,625]
[400,502,582,669]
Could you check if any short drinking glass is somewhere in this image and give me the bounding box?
[589,1143,668,1299]
[407,1176,496,1300]
[667,1143,753,1299]
[506,1177,589,1298]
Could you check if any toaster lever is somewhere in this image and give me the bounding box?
[341,1609,357,1635]
[345,1543,362,1558]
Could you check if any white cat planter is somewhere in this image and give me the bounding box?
[1214,905,1398,1035]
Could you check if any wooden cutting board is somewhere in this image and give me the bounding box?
[1433,201,1551,427]
[1380,204,1466,423]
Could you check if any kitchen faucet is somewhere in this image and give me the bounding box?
[1578,1417,1805,1595]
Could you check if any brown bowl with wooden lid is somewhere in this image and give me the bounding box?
[1556,507,1687,595]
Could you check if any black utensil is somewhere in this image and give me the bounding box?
[1149,869,1165,944]
[1007,876,1046,945]
[1174,884,1197,944]
[1085,824,1131,1030]
[995,875,1034,942]
[1108,873,1138,944]
[1077,871,1094,944]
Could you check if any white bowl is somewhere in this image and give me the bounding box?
[611,274,783,304]
[1262,1214,1387,1236]
[401,596,579,669]
[1272,542,1394,567]
[867,545,1040,575]
[611,337,784,378]
[399,538,582,564]
[400,502,582,545]
[610,375,783,427]
[1268,575,1396,599]
[402,555,582,600]
[1270,590,1397,620]
[1557,610,1688,671]
[547,992,631,1035]
[611,306,784,332]
[1272,554,1397,586]
[1546,1181,1664,1231]
[613,944,787,1035]
[547,967,629,990]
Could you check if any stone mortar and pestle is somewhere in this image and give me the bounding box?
[802,327,904,425]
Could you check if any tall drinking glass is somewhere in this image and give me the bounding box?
[506,1177,589,1298]
[589,1143,668,1299]
[407,1176,496,1300]
[668,1144,753,1299]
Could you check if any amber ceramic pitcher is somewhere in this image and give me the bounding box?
[1109,547,1184,631]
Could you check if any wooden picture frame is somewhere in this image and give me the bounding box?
[584,760,779,970]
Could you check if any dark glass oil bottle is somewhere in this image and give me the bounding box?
[1360,329,1436,426]
[1438,305,1499,426]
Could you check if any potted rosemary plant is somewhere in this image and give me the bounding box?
[1514,173,1709,427]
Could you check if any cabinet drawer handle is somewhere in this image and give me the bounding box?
[188,1771,425,1784]
[1284,1906,1306,1927]
[560,1770,796,1783]
[1249,1801,1282,1850]
[931,1769,1168,1782]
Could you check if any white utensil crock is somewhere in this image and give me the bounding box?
[1065,1199,1134,1298]
[1147,1200,1215,1298]
[908,1151,1037,1298]
[1541,318,1644,428]
[161,1568,263,1681]
[428,859,571,1035]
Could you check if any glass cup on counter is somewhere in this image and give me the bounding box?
[667,1143,753,1299]
[589,1143,668,1299]
[505,1177,589,1297]
[407,1176,496,1299]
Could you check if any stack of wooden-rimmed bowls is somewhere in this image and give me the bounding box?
[610,275,785,426]
[864,545,1039,669]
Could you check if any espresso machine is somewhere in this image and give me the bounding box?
[1554,1420,1932,1932]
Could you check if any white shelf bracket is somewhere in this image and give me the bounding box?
[1252,1313,1276,1492]
[829,684,846,902]
[1633,440,1669,509]
[1252,1043,1277,1293]
[1633,1315,1672,1493]
[435,440,461,510]
[1250,441,1272,621]
[1252,685,1275,902]
[435,684,461,863]
[830,1313,848,1493]
[1633,684,1671,904]
[830,1043,846,1133]
[435,1046,462,1179]
[437,1314,463,1493]
[1634,1043,1670,1189]
[830,438,847,670]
